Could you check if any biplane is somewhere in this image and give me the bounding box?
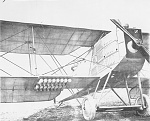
[0,19,150,120]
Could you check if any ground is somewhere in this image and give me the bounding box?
[21,105,150,121]
[1,89,150,121]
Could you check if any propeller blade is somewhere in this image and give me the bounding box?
[110,19,150,63]
[138,46,150,63]
[110,19,141,45]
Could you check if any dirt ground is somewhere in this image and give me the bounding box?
[21,105,150,121]
[1,89,150,121]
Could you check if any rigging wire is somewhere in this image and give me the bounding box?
[0,69,12,76]
[34,29,66,75]
[69,54,112,69]
[0,26,35,76]
[39,55,53,71]
[51,60,84,75]
[140,69,150,78]
[42,59,82,75]
[1,56,35,76]
[0,28,29,43]
[52,55,67,75]
[35,26,67,75]
[66,87,82,106]
[0,42,27,57]
[42,48,92,75]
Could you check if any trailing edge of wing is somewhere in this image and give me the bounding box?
[0,20,110,55]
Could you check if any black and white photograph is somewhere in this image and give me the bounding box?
[0,0,150,121]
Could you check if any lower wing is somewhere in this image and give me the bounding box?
[0,75,149,103]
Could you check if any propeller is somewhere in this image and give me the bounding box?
[110,19,150,63]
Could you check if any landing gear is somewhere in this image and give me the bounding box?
[81,71,112,120]
[135,72,150,116]
[81,72,150,120]
[135,94,150,116]
[82,96,96,120]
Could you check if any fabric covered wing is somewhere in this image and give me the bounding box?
[0,20,110,55]
[0,76,99,103]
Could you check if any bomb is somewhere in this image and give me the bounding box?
[56,78,60,83]
[43,79,48,85]
[52,78,56,83]
[68,78,72,83]
[47,85,51,91]
[60,78,64,83]
[64,78,68,83]
[39,85,44,91]
[38,79,44,85]
[34,84,40,91]
[48,79,52,84]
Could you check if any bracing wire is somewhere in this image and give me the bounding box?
[43,59,82,75]
[69,54,112,69]
[42,48,92,75]
[51,60,84,75]
[39,55,53,71]
[0,26,35,76]
[34,29,66,75]
[52,55,68,75]
[0,69,12,76]
[1,56,35,76]
[0,28,29,43]
[54,49,120,76]
[0,42,27,57]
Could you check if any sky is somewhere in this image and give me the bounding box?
[0,0,150,76]
[0,0,150,31]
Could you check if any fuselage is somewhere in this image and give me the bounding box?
[90,27,145,78]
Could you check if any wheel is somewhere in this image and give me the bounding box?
[129,86,140,99]
[135,94,150,116]
[82,95,96,120]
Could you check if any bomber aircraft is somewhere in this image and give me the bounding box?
[0,19,150,120]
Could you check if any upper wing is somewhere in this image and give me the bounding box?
[0,20,110,55]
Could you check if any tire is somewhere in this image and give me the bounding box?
[135,94,150,116]
[129,86,140,99]
[82,95,96,120]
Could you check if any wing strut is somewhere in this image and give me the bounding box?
[124,75,131,105]
[28,40,32,75]
[137,72,145,109]
[96,70,112,104]
[32,26,38,75]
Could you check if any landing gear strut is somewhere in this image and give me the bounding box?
[82,71,112,120]
[135,72,150,116]
[135,94,150,116]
